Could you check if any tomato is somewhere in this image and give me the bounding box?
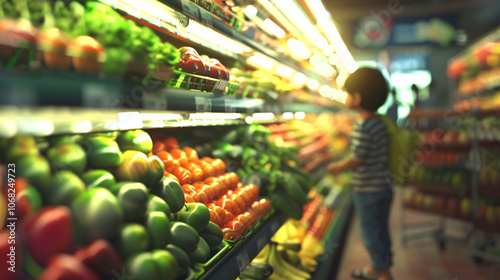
[236,182,243,189]
[38,27,71,70]
[208,209,222,226]
[170,149,188,167]
[226,220,244,234]
[197,190,209,204]
[221,209,234,227]
[219,199,239,215]
[260,198,272,212]
[211,205,226,226]
[192,182,215,201]
[204,177,225,198]
[152,141,166,154]
[226,172,240,189]
[237,214,251,231]
[185,162,204,182]
[68,36,104,74]
[183,147,199,162]
[211,159,226,175]
[217,174,231,189]
[157,151,180,173]
[244,210,257,227]
[244,184,260,199]
[229,194,246,214]
[164,171,180,184]
[201,157,214,163]
[185,194,195,203]
[164,137,179,151]
[197,160,215,178]
[237,189,252,208]
[172,167,192,185]
[222,228,239,240]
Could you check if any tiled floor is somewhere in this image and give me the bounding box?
[337,188,497,280]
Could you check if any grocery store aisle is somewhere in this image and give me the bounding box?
[336,188,493,280]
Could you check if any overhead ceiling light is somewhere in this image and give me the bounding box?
[245,5,258,16]
[140,113,182,120]
[276,65,294,78]
[322,45,334,56]
[184,21,249,54]
[315,62,335,78]
[248,54,275,69]
[321,19,358,72]
[319,85,331,96]
[329,53,341,65]
[309,54,321,66]
[305,0,330,23]
[263,18,286,39]
[294,112,306,119]
[315,35,328,49]
[287,38,312,60]
[270,0,319,41]
[189,113,243,120]
[283,112,294,119]
[293,72,307,84]
[252,113,275,120]
[307,78,319,90]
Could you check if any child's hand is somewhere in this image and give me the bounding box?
[327,162,343,175]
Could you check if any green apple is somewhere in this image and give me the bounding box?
[485,206,497,224]
[422,195,435,209]
[450,172,465,188]
[460,198,472,217]
[414,168,426,183]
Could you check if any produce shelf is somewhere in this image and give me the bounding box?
[403,203,472,222]
[477,185,500,198]
[474,220,500,234]
[199,211,287,280]
[409,182,461,196]
[312,191,354,280]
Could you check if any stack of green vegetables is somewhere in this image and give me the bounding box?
[192,124,314,220]
[0,130,223,280]
[0,0,180,76]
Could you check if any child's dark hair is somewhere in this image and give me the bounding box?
[344,67,389,112]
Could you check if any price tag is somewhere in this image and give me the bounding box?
[200,9,213,27]
[257,235,267,253]
[214,80,228,94]
[225,99,235,113]
[195,97,212,112]
[82,84,119,109]
[181,1,200,19]
[236,250,250,273]
[143,93,167,110]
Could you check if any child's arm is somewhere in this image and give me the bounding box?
[327,157,364,175]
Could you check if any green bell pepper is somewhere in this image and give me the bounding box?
[151,249,178,280]
[146,194,171,218]
[176,203,210,233]
[81,169,116,189]
[170,222,199,254]
[71,188,124,244]
[17,185,43,215]
[154,177,185,213]
[116,130,153,154]
[42,171,86,206]
[188,237,210,264]
[200,221,223,248]
[116,151,162,186]
[80,137,123,169]
[118,223,150,259]
[110,182,149,223]
[46,143,87,175]
[124,252,164,280]
[16,154,51,187]
[146,211,171,249]
[165,244,191,278]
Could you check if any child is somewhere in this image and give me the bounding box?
[327,67,393,280]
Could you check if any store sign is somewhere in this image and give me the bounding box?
[353,15,458,48]
[388,54,429,72]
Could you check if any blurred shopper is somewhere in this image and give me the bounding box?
[411,83,420,109]
[328,68,393,280]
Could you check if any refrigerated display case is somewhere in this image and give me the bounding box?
[0,0,356,279]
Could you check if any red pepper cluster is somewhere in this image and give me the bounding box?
[178,47,230,80]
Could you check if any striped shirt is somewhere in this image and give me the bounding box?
[350,117,391,192]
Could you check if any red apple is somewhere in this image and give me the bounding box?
[38,27,72,70]
[446,197,460,214]
[67,36,104,74]
[447,58,468,78]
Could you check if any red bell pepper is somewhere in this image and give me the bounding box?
[39,254,100,280]
[73,239,123,279]
[178,47,208,75]
[20,206,74,267]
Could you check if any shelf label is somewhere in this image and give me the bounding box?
[195,97,212,112]
[214,80,228,94]
[82,84,119,109]
[200,9,213,27]
[225,99,235,113]
[181,1,200,19]
[236,250,250,273]
[257,235,267,253]
[143,93,167,110]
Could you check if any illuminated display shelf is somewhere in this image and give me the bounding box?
[98,0,347,101]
